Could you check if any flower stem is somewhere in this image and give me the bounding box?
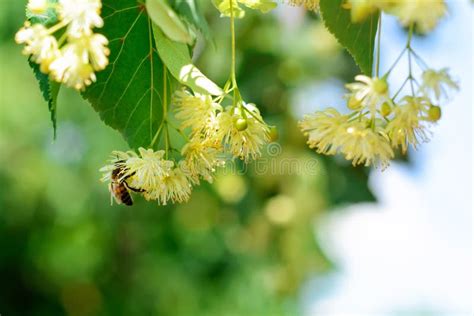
[228,0,243,108]
[163,67,170,158]
[150,66,169,150]
[375,14,382,77]
[230,1,237,87]
[392,77,409,101]
[407,24,416,96]
[384,47,407,77]
[47,20,69,35]
[150,123,164,148]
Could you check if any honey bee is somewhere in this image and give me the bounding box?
[109,162,143,206]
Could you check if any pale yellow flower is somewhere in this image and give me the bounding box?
[338,121,394,169]
[172,89,222,132]
[344,0,379,22]
[216,103,270,162]
[15,22,59,72]
[49,34,109,90]
[121,148,174,194]
[287,0,319,11]
[346,75,391,115]
[49,46,95,90]
[299,108,348,155]
[27,0,49,14]
[59,0,103,37]
[344,0,398,22]
[389,0,447,33]
[420,68,458,100]
[386,97,430,153]
[80,33,110,70]
[100,149,192,205]
[145,163,192,205]
[181,136,225,184]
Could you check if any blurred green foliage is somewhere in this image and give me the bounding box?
[0,2,375,315]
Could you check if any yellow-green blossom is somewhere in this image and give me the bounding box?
[59,0,104,37]
[15,23,60,72]
[181,136,225,184]
[420,68,458,100]
[216,103,270,162]
[287,0,319,11]
[386,97,430,153]
[15,0,109,91]
[299,108,393,168]
[100,149,192,205]
[344,0,379,23]
[27,0,49,14]
[145,163,192,205]
[173,89,222,133]
[338,121,394,169]
[346,75,391,115]
[108,148,173,195]
[49,33,109,90]
[299,108,348,155]
[389,0,447,33]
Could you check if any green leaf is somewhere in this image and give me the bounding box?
[172,0,212,41]
[26,0,59,26]
[29,60,61,139]
[322,157,376,206]
[319,0,379,76]
[152,25,223,96]
[145,0,193,44]
[82,1,167,150]
[26,0,60,138]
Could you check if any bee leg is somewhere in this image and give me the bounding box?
[128,186,145,193]
[108,183,114,206]
[124,182,145,193]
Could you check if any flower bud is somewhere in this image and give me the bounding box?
[427,105,442,122]
[373,78,388,94]
[269,126,279,142]
[234,117,248,131]
[347,96,362,110]
[380,102,391,117]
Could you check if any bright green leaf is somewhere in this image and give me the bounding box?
[146,0,193,44]
[26,0,60,138]
[152,25,222,96]
[26,0,59,26]
[29,59,60,139]
[83,1,168,149]
[173,0,212,41]
[319,0,379,76]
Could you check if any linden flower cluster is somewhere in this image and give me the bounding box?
[100,149,191,205]
[174,89,271,163]
[100,89,271,206]
[345,0,447,33]
[15,0,109,90]
[300,69,458,169]
[100,0,272,206]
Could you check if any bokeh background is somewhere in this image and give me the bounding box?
[0,1,471,315]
